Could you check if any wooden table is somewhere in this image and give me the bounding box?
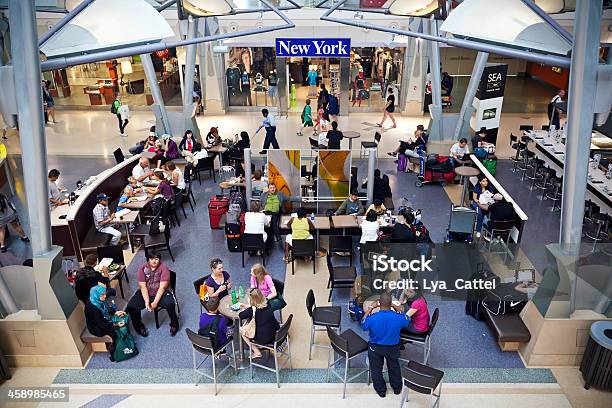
[121,194,153,210]
[331,215,360,234]
[208,144,228,167]
[108,265,128,299]
[141,150,157,161]
[219,295,249,369]
[281,215,331,256]
[454,166,480,206]
[363,295,401,313]
[343,131,361,150]
[113,210,139,252]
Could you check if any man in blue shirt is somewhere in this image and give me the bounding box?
[362,292,410,398]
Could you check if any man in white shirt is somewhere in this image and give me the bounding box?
[132,157,153,183]
[255,108,279,154]
[48,169,68,208]
[549,89,565,129]
[450,138,470,167]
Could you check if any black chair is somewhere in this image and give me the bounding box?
[249,314,293,388]
[400,361,444,408]
[175,189,188,218]
[272,278,285,322]
[154,270,180,329]
[326,326,369,399]
[144,220,175,262]
[399,308,439,364]
[519,125,534,132]
[481,220,515,258]
[113,148,125,164]
[306,289,341,360]
[185,328,237,395]
[185,180,196,211]
[541,125,550,131]
[96,245,128,298]
[326,254,356,302]
[360,131,382,158]
[509,134,523,172]
[328,235,353,266]
[545,178,563,212]
[168,196,181,227]
[196,157,216,185]
[241,233,266,267]
[291,239,316,275]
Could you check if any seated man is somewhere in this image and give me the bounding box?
[126,251,179,337]
[326,121,344,149]
[199,296,230,347]
[471,127,494,153]
[366,198,386,216]
[132,157,153,183]
[485,193,516,224]
[449,138,470,167]
[335,190,364,216]
[74,254,114,303]
[93,193,123,246]
[259,183,299,241]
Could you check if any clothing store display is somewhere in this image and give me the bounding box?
[226,66,242,105]
[241,71,252,106]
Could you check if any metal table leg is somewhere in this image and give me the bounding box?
[231,316,250,370]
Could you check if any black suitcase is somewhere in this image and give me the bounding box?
[465,263,498,320]
[225,223,241,252]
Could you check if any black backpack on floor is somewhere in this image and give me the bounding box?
[225,223,241,252]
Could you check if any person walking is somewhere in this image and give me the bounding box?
[42,80,57,124]
[297,99,313,136]
[361,292,410,398]
[548,89,565,130]
[378,87,397,129]
[111,96,129,136]
[255,108,279,154]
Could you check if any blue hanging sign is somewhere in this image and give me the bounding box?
[276,38,351,58]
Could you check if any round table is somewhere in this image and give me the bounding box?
[343,131,361,150]
[219,295,249,369]
[454,166,481,206]
[363,295,401,313]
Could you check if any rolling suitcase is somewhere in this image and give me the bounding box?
[208,195,229,229]
[225,223,242,252]
[397,154,407,172]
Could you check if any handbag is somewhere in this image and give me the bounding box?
[268,292,287,312]
[239,306,257,339]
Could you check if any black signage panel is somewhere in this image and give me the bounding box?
[476,64,508,100]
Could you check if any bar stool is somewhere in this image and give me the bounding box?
[518,149,536,179]
[524,158,545,189]
[535,168,555,200]
[584,200,598,224]
[585,213,609,242]
[545,177,563,212]
[510,135,524,172]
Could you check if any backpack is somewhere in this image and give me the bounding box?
[348,298,365,321]
[198,314,222,349]
[411,223,431,243]
[111,100,120,114]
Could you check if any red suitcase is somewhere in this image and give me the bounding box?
[208,195,229,229]
[360,0,386,7]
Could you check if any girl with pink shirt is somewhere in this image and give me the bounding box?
[399,288,431,334]
[250,264,286,312]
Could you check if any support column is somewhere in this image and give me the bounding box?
[244,148,253,204]
[9,0,51,255]
[183,17,198,106]
[454,51,488,140]
[197,19,207,111]
[427,17,444,141]
[141,53,172,135]
[366,148,376,206]
[559,0,601,248]
[339,57,350,116]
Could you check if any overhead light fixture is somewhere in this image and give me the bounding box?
[534,0,565,14]
[388,0,439,17]
[181,0,233,17]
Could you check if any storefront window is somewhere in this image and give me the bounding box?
[41,50,182,108]
[349,47,404,110]
[225,47,277,107]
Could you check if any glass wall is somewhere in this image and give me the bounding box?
[349,47,404,111]
[41,50,182,107]
[225,47,278,108]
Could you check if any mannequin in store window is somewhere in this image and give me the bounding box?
[307,67,318,97]
[353,70,367,107]
[241,71,252,106]
[268,70,278,102]
[226,63,242,105]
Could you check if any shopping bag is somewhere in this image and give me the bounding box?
[111,315,139,362]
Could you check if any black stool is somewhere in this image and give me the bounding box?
[585,213,609,242]
[535,168,555,200]
[545,178,563,212]
[517,149,535,178]
[525,158,545,189]
[584,200,598,224]
[510,135,525,172]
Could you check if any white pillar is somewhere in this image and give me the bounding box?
[141,53,172,135]
[454,52,488,140]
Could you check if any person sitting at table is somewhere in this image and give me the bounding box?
[387,124,427,159]
[199,295,230,347]
[206,127,222,148]
[160,134,179,164]
[85,285,128,361]
[472,176,494,237]
[244,202,271,249]
[143,133,158,152]
[239,288,280,359]
[366,198,387,216]
[93,193,123,246]
[251,170,268,197]
[126,251,179,337]
[335,190,364,216]
[326,121,344,149]
[132,157,153,183]
[249,263,282,310]
[360,209,380,244]
[164,161,186,192]
[399,287,430,334]
[284,207,314,264]
[482,193,516,231]
[260,183,299,242]
[471,127,494,153]
[146,171,175,201]
[48,169,68,208]
[179,130,203,164]
[391,208,416,242]
[450,138,470,167]
[74,254,113,304]
[117,185,136,212]
[205,258,232,299]
[361,169,386,202]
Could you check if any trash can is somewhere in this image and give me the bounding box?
[580,321,612,390]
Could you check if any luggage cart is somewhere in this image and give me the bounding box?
[446,204,476,243]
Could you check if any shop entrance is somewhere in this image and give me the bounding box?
[286,57,340,113]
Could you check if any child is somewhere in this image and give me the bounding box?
[314,103,327,136]
[297,99,313,136]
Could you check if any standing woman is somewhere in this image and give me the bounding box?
[0,194,29,253]
[84,285,127,361]
[42,80,57,124]
[378,87,397,129]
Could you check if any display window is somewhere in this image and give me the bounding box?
[41,50,182,108]
[349,47,403,110]
[225,47,277,107]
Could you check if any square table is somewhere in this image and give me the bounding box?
[331,215,360,235]
[281,215,331,256]
[113,210,139,252]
